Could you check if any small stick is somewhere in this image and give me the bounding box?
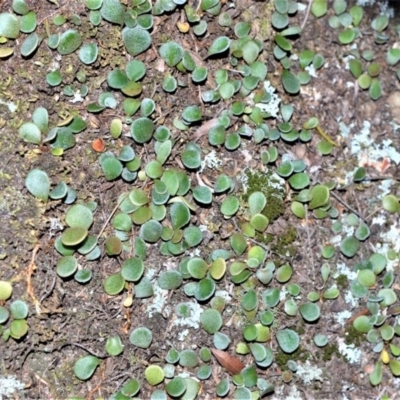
[26,244,42,314]
[329,189,367,223]
[315,125,339,147]
[67,342,108,359]
[346,307,370,326]
[301,0,314,31]
[304,205,315,272]
[97,193,129,239]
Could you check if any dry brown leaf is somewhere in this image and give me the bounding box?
[211,348,244,375]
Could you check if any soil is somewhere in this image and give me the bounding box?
[0,0,400,399]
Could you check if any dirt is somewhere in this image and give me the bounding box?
[0,0,400,399]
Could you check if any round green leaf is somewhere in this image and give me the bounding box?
[121,257,144,282]
[276,263,293,283]
[100,0,125,24]
[288,173,310,190]
[74,355,100,380]
[56,256,78,278]
[0,13,20,39]
[309,184,329,210]
[10,319,28,339]
[276,329,299,353]
[221,195,239,217]
[145,365,165,386]
[314,334,328,347]
[66,204,93,229]
[20,32,40,57]
[340,236,360,258]
[208,36,230,56]
[311,0,327,18]
[353,315,373,333]
[158,270,183,290]
[338,28,356,44]
[79,42,98,64]
[369,79,382,100]
[165,377,186,398]
[19,122,41,144]
[382,195,400,213]
[299,302,320,322]
[159,41,183,67]
[179,349,199,368]
[241,289,258,311]
[103,273,125,296]
[57,29,82,55]
[13,0,30,15]
[0,306,9,324]
[100,157,123,180]
[25,169,50,201]
[200,308,222,334]
[281,70,300,94]
[0,281,12,301]
[10,300,29,319]
[170,202,190,230]
[182,106,202,123]
[195,278,216,301]
[122,26,152,56]
[131,117,155,143]
[130,327,152,348]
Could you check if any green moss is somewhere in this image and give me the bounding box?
[273,226,297,257]
[296,322,306,336]
[242,170,285,222]
[335,274,349,289]
[345,325,364,347]
[275,346,309,368]
[319,343,341,362]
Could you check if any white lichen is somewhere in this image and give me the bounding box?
[334,310,353,325]
[200,150,222,172]
[296,360,324,384]
[173,301,203,330]
[69,90,84,103]
[0,99,17,113]
[337,338,362,364]
[305,64,318,78]
[251,80,281,118]
[345,121,400,165]
[145,280,169,317]
[274,384,303,400]
[0,376,24,399]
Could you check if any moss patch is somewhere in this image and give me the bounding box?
[241,169,285,222]
[275,346,310,368]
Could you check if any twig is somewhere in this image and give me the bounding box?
[301,0,314,31]
[69,342,108,359]
[26,244,42,314]
[329,189,367,223]
[315,125,339,147]
[87,363,106,400]
[376,388,389,400]
[304,205,315,272]
[39,275,57,303]
[345,307,370,326]
[368,175,400,181]
[37,1,69,26]
[97,193,129,239]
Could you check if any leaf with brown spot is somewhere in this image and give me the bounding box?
[211,348,244,375]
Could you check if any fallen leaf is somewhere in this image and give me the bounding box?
[211,348,244,375]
